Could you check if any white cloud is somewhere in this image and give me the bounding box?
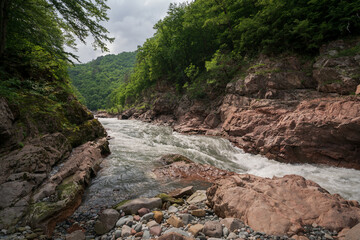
[71,0,185,63]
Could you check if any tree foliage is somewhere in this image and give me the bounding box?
[0,0,113,63]
[68,52,136,110]
[109,0,360,109]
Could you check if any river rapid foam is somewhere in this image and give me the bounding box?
[81,118,360,209]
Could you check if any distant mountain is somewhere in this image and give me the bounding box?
[69,51,136,110]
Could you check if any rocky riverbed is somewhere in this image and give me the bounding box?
[1,155,359,240]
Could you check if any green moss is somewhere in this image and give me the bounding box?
[56,177,82,200]
[156,193,184,205]
[113,199,131,210]
[28,201,64,224]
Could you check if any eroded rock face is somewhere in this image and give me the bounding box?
[122,39,360,170]
[207,174,360,236]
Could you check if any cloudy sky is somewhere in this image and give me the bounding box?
[72,0,186,63]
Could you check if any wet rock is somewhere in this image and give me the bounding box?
[191,209,206,217]
[94,209,120,235]
[66,230,85,240]
[167,215,184,228]
[187,190,207,204]
[345,223,360,240]
[153,211,164,223]
[115,197,162,214]
[203,221,223,238]
[207,174,360,235]
[189,224,204,236]
[169,186,194,198]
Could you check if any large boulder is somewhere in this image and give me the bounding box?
[207,174,360,236]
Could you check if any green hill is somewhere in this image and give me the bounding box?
[68,51,136,110]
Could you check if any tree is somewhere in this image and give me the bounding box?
[0,0,114,62]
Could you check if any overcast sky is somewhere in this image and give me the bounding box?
[72,0,186,63]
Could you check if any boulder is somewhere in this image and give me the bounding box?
[207,174,360,235]
[94,209,120,235]
[116,198,162,214]
[203,221,223,238]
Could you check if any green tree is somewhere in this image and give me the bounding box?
[0,0,114,62]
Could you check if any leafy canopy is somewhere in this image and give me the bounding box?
[1,0,114,63]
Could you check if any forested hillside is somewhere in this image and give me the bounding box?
[108,0,360,111]
[68,51,136,110]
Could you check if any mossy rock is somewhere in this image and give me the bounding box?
[113,199,131,210]
[156,193,184,205]
[159,154,193,165]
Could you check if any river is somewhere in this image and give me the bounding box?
[79,118,360,211]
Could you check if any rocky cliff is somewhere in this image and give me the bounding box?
[0,78,110,234]
[119,39,360,170]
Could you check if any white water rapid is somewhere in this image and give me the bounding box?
[81,118,360,209]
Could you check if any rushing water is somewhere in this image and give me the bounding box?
[80,118,360,210]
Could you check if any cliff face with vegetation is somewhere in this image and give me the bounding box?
[0,0,114,234]
[0,66,110,233]
[118,39,360,169]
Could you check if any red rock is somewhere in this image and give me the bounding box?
[138,207,150,217]
[169,186,194,198]
[131,228,137,235]
[345,223,360,240]
[207,174,360,235]
[150,225,162,236]
[133,215,141,221]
